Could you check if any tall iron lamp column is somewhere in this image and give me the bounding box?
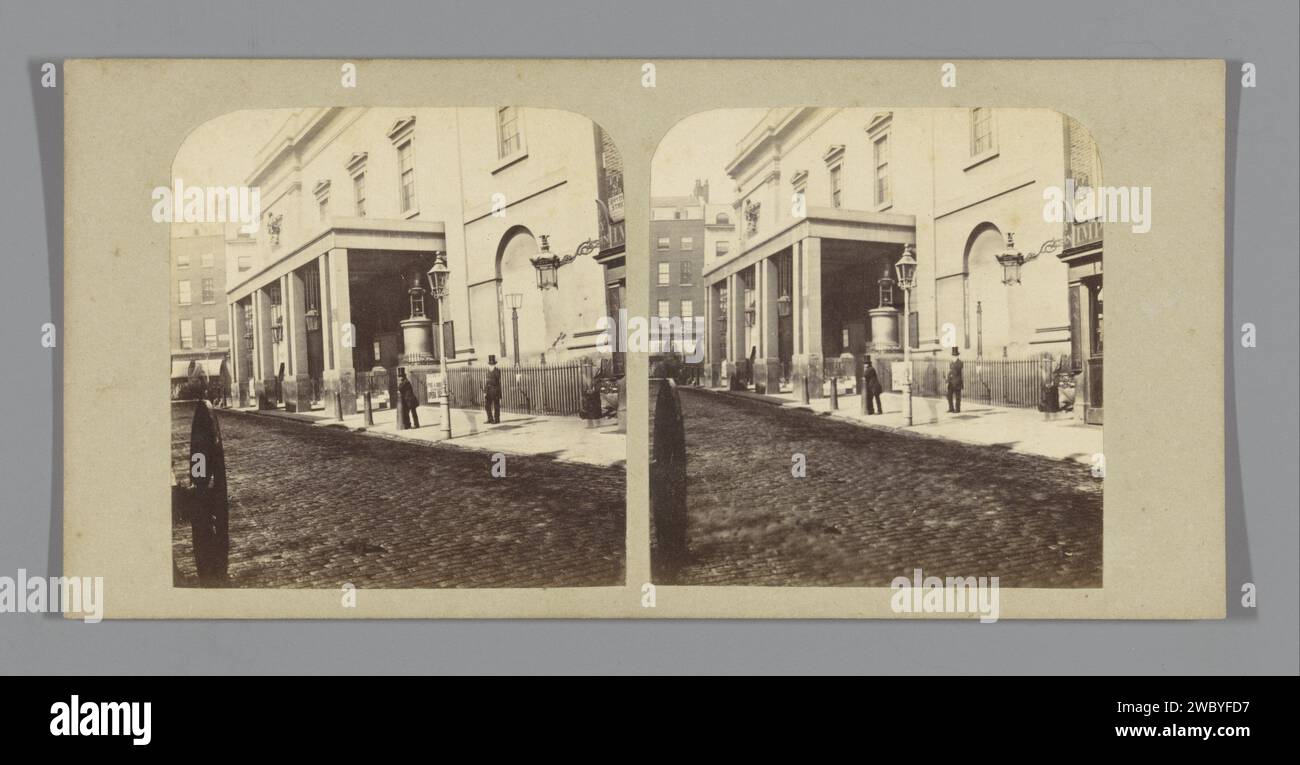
[506,292,523,366]
[895,244,918,427]
[427,252,453,440]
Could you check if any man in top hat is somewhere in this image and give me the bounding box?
[483,355,503,424]
[863,354,883,415]
[946,346,964,413]
[397,370,420,429]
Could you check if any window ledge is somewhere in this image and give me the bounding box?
[403,208,420,220]
[491,150,529,175]
[874,201,893,213]
[964,150,999,171]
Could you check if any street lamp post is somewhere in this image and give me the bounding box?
[895,244,918,427]
[426,252,453,440]
[505,292,523,365]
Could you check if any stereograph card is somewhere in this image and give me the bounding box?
[61,59,1225,619]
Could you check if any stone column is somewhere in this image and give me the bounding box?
[322,248,356,415]
[229,301,248,407]
[254,287,276,410]
[728,271,748,388]
[283,269,311,412]
[792,237,824,399]
[754,256,782,394]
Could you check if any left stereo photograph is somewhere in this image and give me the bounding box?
[167,107,628,590]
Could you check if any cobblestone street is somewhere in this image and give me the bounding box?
[172,403,625,588]
[663,388,1102,587]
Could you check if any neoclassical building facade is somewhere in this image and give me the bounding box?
[703,107,1103,420]
[219,107,616,413]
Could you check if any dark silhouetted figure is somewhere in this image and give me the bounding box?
[863,354,883,415]
[484,355,502,424]
[946,347,964,413]
[398,371,420,429]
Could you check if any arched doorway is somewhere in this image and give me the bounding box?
[964,224,1009,358]
[496,227,544,364]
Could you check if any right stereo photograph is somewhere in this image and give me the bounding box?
[649,107,1105,589]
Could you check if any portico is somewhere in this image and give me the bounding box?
[227,217,446,415]
[704,208,915,396]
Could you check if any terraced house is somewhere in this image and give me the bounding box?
[222,107,621,414]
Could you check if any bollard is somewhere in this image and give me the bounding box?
[334,392,343,421]
[650,379,688,584]
[799,373,810,404]
[187,400,229,586]
[395,395,406,431]
[860,375,869,415]
[829,377,839,410]
[363,391,375,427]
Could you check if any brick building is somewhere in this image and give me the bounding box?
[170,224,230,393]
[650,180,735,361]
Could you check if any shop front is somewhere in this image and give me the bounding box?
[1057,218,1103,425]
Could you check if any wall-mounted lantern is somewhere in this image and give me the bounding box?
[530,234,600,290]
[304,308,321,332]
[266,213,283,247]
[776,293,792,317]
[996,232,1068,286]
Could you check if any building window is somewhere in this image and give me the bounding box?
[238,254,252,272]
[971,107,994,156]
[680,237,693,250]
[397,139,416,213]
[199,252,213,268]
[204,317,218,347]
[497,107,522,159]
[201,277,215,304]
[680,300,694,337]
[829,163,843,208]
[680,261,692,285]
[177,253,191,269]
[716,241,730,258]
[716,212,730,225]
[656,237,670,250]
[178,280,192,306]
[657,299,670,319]
[179,320,193,349]
[658,262,670,286]
[314,179,331,222]
[353,173,366,217]
[874,134,891,206]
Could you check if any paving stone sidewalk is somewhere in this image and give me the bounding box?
[710,386,1101,465]
[234,402,626,468]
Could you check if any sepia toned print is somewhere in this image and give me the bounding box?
[169,107,628,588]
[62,58,1225,619]
[650,108,1105,590]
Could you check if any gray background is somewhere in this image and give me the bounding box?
[1,0,1295,674]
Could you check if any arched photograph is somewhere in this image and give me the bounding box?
[168,107,627,589]
[649,107,1105,590]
